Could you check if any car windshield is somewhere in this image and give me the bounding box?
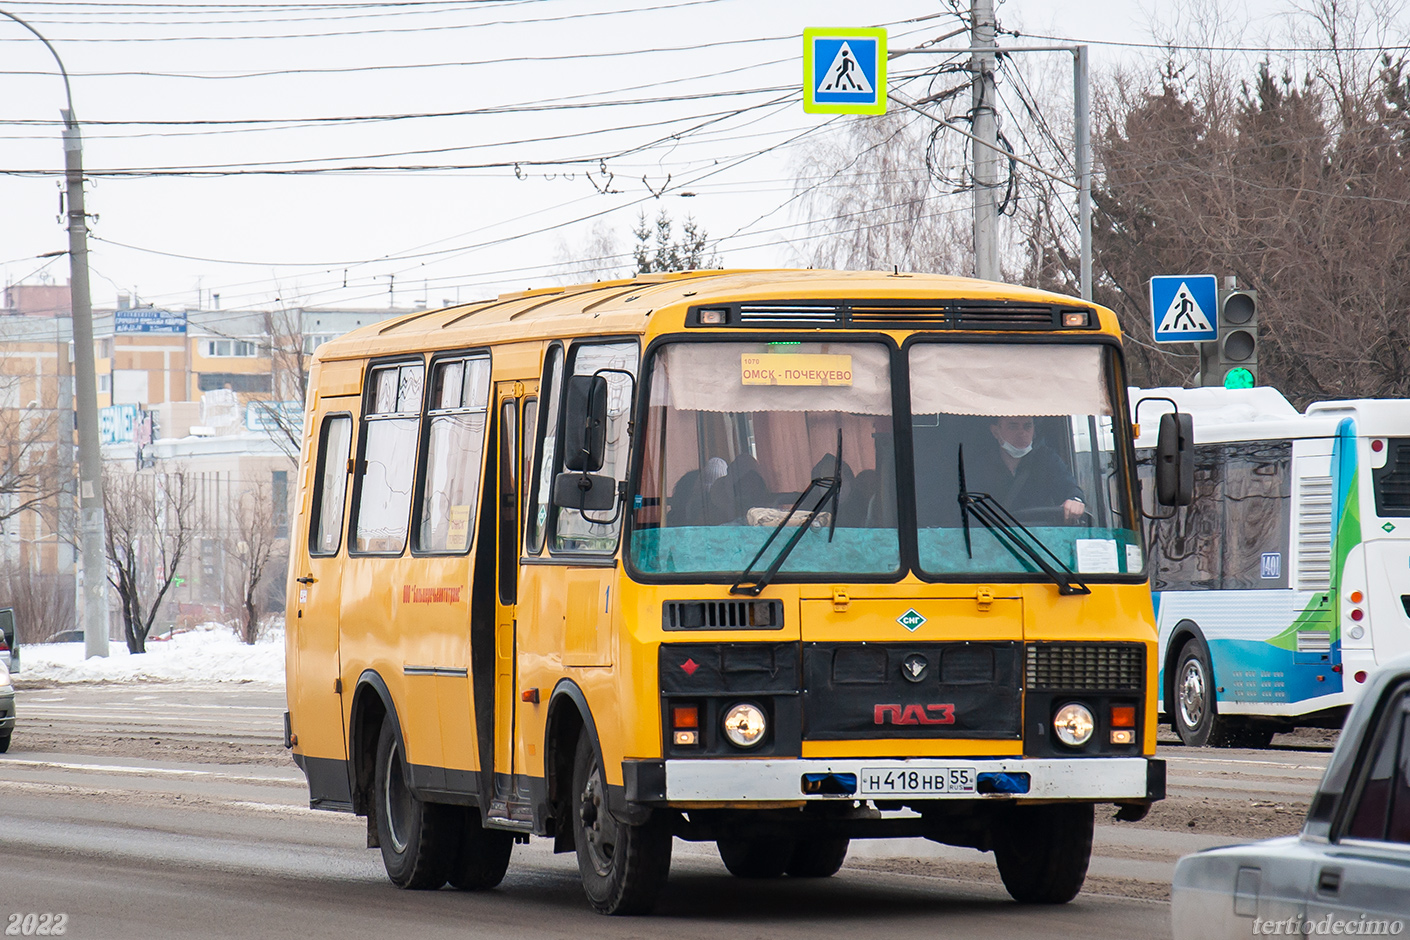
[909,343,1141,578]
[627,339,1141,582]
[630,341,900,576]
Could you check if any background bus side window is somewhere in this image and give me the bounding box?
[1141,443,1223,590]
[525,347,562,555]
[353,361,424,554]
[310,415,352,556]
[553,341,639,553]
[414,356,491,554]
[1221,441,1291,589]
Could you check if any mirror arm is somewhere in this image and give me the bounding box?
[582,480,628,526]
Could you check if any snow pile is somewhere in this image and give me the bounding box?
[20,621,285,685]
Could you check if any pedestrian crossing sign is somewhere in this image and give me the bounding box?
[1150,274,1218,343]
[804,27,887,115]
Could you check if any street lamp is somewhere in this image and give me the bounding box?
[1,9,109,657]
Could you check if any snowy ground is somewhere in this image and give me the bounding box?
[16,621,285,685]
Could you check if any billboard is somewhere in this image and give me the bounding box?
[114,309,186,334]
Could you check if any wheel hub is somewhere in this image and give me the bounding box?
[1179,658,1207,729]
[579,760,618,876]
[383,739,412,854]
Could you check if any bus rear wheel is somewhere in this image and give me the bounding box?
[717,838,794,878]
[992,803,1093,904]
[785,837,849,878]
[1173,638,1228,747]
[373,718,457,889]
[571,734,672,914]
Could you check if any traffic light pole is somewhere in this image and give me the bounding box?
[1,9,109,657]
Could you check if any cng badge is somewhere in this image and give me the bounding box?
[897,609,926,632]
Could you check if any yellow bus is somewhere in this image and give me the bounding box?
[285,269,1181,914]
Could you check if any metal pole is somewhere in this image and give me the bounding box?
[55,314,75,613]
[1074,45,1092,302]
[970,0,999,282]
[1,9,109,656]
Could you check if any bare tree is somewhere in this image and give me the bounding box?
[0,376,62,529]
[103,468,200,654]
[251,307,308,463]
[224,482,283,645]
[0,563,75,645]
[552,220,627,284]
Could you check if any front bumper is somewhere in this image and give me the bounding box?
[626,756,1164,804]
[0,689,14,730]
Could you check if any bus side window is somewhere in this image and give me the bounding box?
[553,341,639,553]
[352,361,424,554]
[498,398,518,604]
[1221,441,1291,589]
[310,415,353,556]
[1146,443,1223,591]
[525,347,562,556]
[414,356,491,554]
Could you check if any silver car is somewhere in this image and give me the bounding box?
[1172,653,1410,938]
[0,607,14,673]
[0,660,12,753]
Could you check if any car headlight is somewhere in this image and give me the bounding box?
[0,666,11,688]
[722,702,767,748]
[1053,703,1094,747]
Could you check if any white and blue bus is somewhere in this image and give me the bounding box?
[1132,387,1410,747]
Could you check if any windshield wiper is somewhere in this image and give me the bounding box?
[731,431,843,596]
[957,445,1090,596]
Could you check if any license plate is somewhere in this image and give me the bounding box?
[859,766,977,796]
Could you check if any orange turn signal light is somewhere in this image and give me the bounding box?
[1110,705,1136,728]
[672,705,699,730]
[1350,590,1364,604]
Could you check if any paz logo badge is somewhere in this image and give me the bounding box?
[901,653,928,683]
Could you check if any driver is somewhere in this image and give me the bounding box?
[973,416,1086,523]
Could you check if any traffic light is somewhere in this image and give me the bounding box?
[1216,287,1258,386]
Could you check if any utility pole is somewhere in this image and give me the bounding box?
[970,0,999,282]
[55,313,74,611]
[1074,46,1092,301]
[2,9,110,656]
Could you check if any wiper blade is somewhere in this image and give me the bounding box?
[731,431,843,597]
[956,445,1090,596]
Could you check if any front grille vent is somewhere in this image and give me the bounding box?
[690,300,1092,331]
[663,599,783,631]
[1026,643,1144,691]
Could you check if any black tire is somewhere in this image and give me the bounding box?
[1173,638,1229,747]
[0,732,9,754]
[1224,720,1276,750]
[992,803,1094,904]
[784,837,849,878]
[373,718,457,889]
[717,838,794,878]
[571,733,672,915]
[448,808,514,891]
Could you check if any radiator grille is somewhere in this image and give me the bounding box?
[662,599,783,631]
[1025,643,1145,691]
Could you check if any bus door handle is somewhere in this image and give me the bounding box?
[296,576,317,584]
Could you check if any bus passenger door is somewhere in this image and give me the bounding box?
[291,404,356,805]
[491,383,527,819]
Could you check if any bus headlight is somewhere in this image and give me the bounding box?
[722,702,767,748]
[1053,703,1095,747]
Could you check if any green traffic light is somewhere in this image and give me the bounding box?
[1224,368,1255,389]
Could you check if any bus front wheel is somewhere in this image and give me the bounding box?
[1174,638,1227,747]
[992,803,1093,904]
[373,718,457,889]
[717,838,793,878]
[785,837,850,878]
[571,734,672,914]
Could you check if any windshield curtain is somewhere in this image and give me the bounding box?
[630,341,901,577]
[908,343,1142,578]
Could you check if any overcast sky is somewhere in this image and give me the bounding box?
[0,0,1370,316]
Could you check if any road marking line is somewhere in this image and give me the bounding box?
[0,758,299,784]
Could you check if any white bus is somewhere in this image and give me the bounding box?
[1132,387,1410,747]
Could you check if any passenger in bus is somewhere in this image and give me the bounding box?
[972,416,1086,523]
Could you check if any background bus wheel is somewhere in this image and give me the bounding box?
[1174,638,1227,747]
[571,734,672,914]
[784,837,849,878]
[992,803,1093,904]
[373,718,456,889]
[448,809,514,890]
[717,838,794,878]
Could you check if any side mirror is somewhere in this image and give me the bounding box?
[563,374,608,472]
[553,471,618,512]
[1155,412,1195,507]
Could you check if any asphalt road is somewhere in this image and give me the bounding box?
[0,683,1333,940]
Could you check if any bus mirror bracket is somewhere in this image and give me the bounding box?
[1135,397,1195,517]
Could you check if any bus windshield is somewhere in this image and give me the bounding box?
[632,341,901,576]
[629,339,1140,581]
